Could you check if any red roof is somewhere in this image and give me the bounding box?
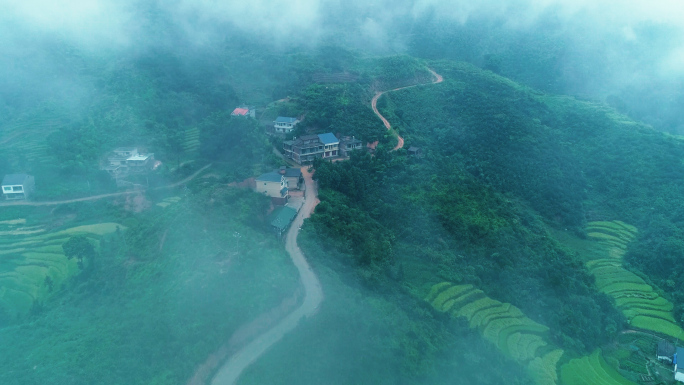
[367,141,379,150]
[232,108,249,116]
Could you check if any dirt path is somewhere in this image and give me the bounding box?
[371,68,443,151]
[0,164,212,207]
[210,167,323,385]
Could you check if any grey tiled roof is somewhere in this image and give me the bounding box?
[2,174,30,186]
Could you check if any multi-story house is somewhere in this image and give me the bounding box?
[273,117,299,133]
[283,133,339,164]
[339,136,364,157]
[255,171,289,205]
[103,147,155,178]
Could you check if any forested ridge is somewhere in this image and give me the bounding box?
[271,58,684,383]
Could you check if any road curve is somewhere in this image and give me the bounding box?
[210,167,323,385]
[0,164,212,207]
[371,68,443,151]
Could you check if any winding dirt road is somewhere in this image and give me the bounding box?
[0,163,212,207]
[210,167,323,385]
[371,68,443,151]
[208,68,445,384]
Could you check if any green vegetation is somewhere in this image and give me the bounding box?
[0,36,312,382]
[0,185,300,385]
[292,55,684,383]
[528,350,565,385]
[560,349,636,385]
[0,219,122,319]
[238,229,535,385]
[4,26,684,385]
[292,82,392,144]
[426,282,562,385]
[372,55,432,90]
[578,222,684,339]
[310,68,625,355]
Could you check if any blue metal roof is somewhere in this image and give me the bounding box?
[317,133,339,145]
[275,117,298,123]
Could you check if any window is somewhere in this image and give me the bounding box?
[2,186,10,192]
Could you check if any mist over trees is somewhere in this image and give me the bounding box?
[1,1,684,385]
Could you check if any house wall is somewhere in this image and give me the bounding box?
[255,180,288,198]
[2,177,34,200]
[322,143,339,158]
[675,370,684,383]
[271,196,288,206]
[114,149,138,157]
[275,123,296,133]
[658,355,673,363]
[285,176,300,189]
[24,176,35,198]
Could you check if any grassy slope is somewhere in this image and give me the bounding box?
[0,188,299,385]
[238,228,535,385]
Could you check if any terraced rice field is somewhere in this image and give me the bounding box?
[0,220,123,318]
[156,196,182,208]
[426,282,563,384]
[0,110,68,167]
[560,349,636,385]
[584,221,684,339]
[585,221,637,259]
[184,127,200,154]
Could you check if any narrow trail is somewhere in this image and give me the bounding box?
[210,167,323,385]
[371,68,443,151]
[0,163,212,207]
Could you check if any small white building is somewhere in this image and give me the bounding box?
[2,174,35,200]
[274,117,299,133]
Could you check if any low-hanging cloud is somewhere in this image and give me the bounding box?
[2,0,138,48]
[4,0,684,56]
[2,0,684,120]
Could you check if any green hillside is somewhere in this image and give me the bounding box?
[287,57,684,384]
[3,33,684,385]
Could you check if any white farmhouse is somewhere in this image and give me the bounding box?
[1,174,35,200]
[274,117,299,133]
[254,171,289,205]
